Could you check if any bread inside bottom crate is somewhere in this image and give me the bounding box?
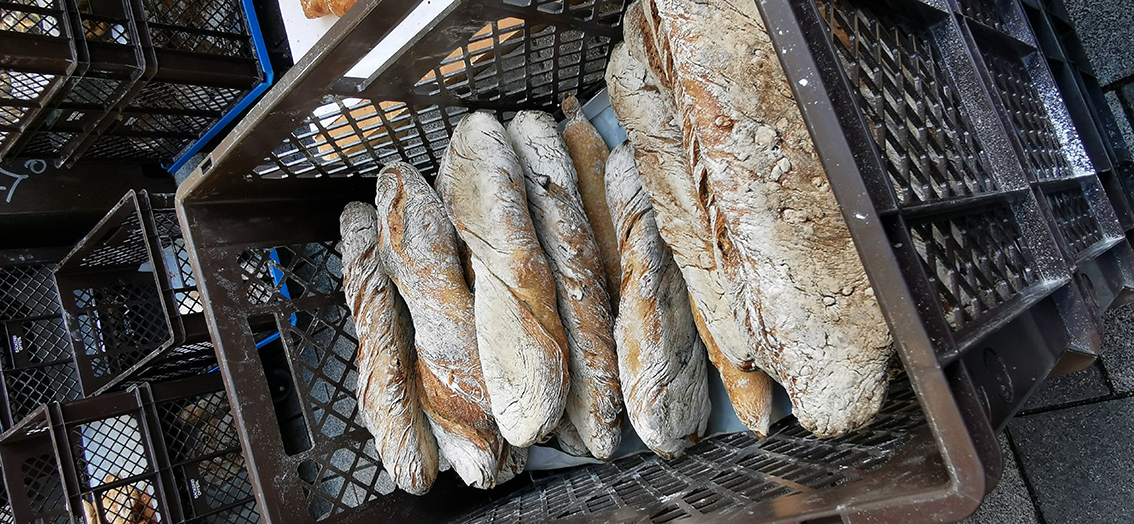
[183,189,950,523]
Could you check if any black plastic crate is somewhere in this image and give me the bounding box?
[0,373,260,524]
[0,0,78,158]
[173,0,1134,521]
[0,247,82,430]
[80,0,266,165]
[54,190,215,397]
[10,0,147,167]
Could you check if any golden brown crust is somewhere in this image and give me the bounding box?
[300,0,331,18]
[561,93,621,311]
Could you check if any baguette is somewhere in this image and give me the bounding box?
[373,166,508,489]
[436,112,571,448]
[553,417,591,457]
[637,0,894,437]
[562,93,620,310]
[506,110,624,460]
[607,37,775,436]
[340,202,439,495]
[496,444,528,485]
[606,142,710,459]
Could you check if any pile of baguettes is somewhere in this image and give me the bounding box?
[338,0,895,496]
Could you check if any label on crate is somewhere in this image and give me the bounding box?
[190,478,202,500]
[10,335,22,354]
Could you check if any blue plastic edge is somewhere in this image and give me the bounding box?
[166,0,275,173]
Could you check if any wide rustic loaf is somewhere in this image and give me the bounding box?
[640,0,894,437]
[339,201,439,495]
[436,111,571,448]
[607,36,775,436]
[506,110,624,460]
[373,164,507,489]
[562,93,621,310]
[606,142,710,459]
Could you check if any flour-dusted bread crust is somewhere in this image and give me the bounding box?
[340,202,439,495]
[373,165,507,489]
[642,0,894,437]
[506,110,624,460]
[609,25,776,435]
[553,417,591,457]
[562,94,620,310]
[436,112,571,448]
[606,142,710,459]
[495,444,529,485]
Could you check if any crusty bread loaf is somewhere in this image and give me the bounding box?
[608,24,775,436]
[435,112,571,448]
[605,142,710,459]
[562,93,620,310]
[637,0,894,437]
[372,165,508,489]
[505,110,624,460]
[553,417,591,456]
[496,443,528,484]
[339,201,439,495]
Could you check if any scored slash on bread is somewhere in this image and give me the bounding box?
[435,112,571,449]
[609,7,775,437]
[373,163,511,489]
[634,0,895,437]
[606,142,710,459]
[340,201,439,495]
[506,110,624,460]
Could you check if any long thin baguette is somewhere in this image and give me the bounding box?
[436,111,571,448]
[639,0,894,437]
[606,35,775,436]
[373,164,506,489]
[339,201,438,495]
[562,93,620,310]
[606,142,710,459]
[506,110,624,460]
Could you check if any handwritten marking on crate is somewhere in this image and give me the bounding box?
[0,159,45,203]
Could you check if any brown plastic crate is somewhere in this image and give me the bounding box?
[174,0,1134,521]
[54,190,216,397]
[0,373,258,523]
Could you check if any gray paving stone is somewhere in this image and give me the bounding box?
[1101,304,1134,393]
[960,434,1039,524]
[1009,397,1134,523]
[1062,0,1134,86]
[1023,362,1109,411]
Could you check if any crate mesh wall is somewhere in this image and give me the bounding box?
[817,0,998,206]
[0,262,81,427]
[252,14,617,180]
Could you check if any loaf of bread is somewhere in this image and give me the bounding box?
[606,142,710,459]
[553,417,591,457]
[505,110,624,460]
[372,166,511,489]
[300,0,330,18]
[609,16,775,436]
[436,112,571,448]
[633,0,894,437]
[562,94,620,310]
[340,201,439,495]
[328,0,357,16]
[495,444,528,484]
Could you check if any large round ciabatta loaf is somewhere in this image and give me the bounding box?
[339,201,438,495]
[637,0,894,437]
[435,111,571,448]
[506,110,624,460]
[607,35,775,436]
[605,142,710,459]
[373,163,506,489]
[561,93,620,310]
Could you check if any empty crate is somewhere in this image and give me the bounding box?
[54,190,215,397]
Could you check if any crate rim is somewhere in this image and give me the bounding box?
[164,0,275,174]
